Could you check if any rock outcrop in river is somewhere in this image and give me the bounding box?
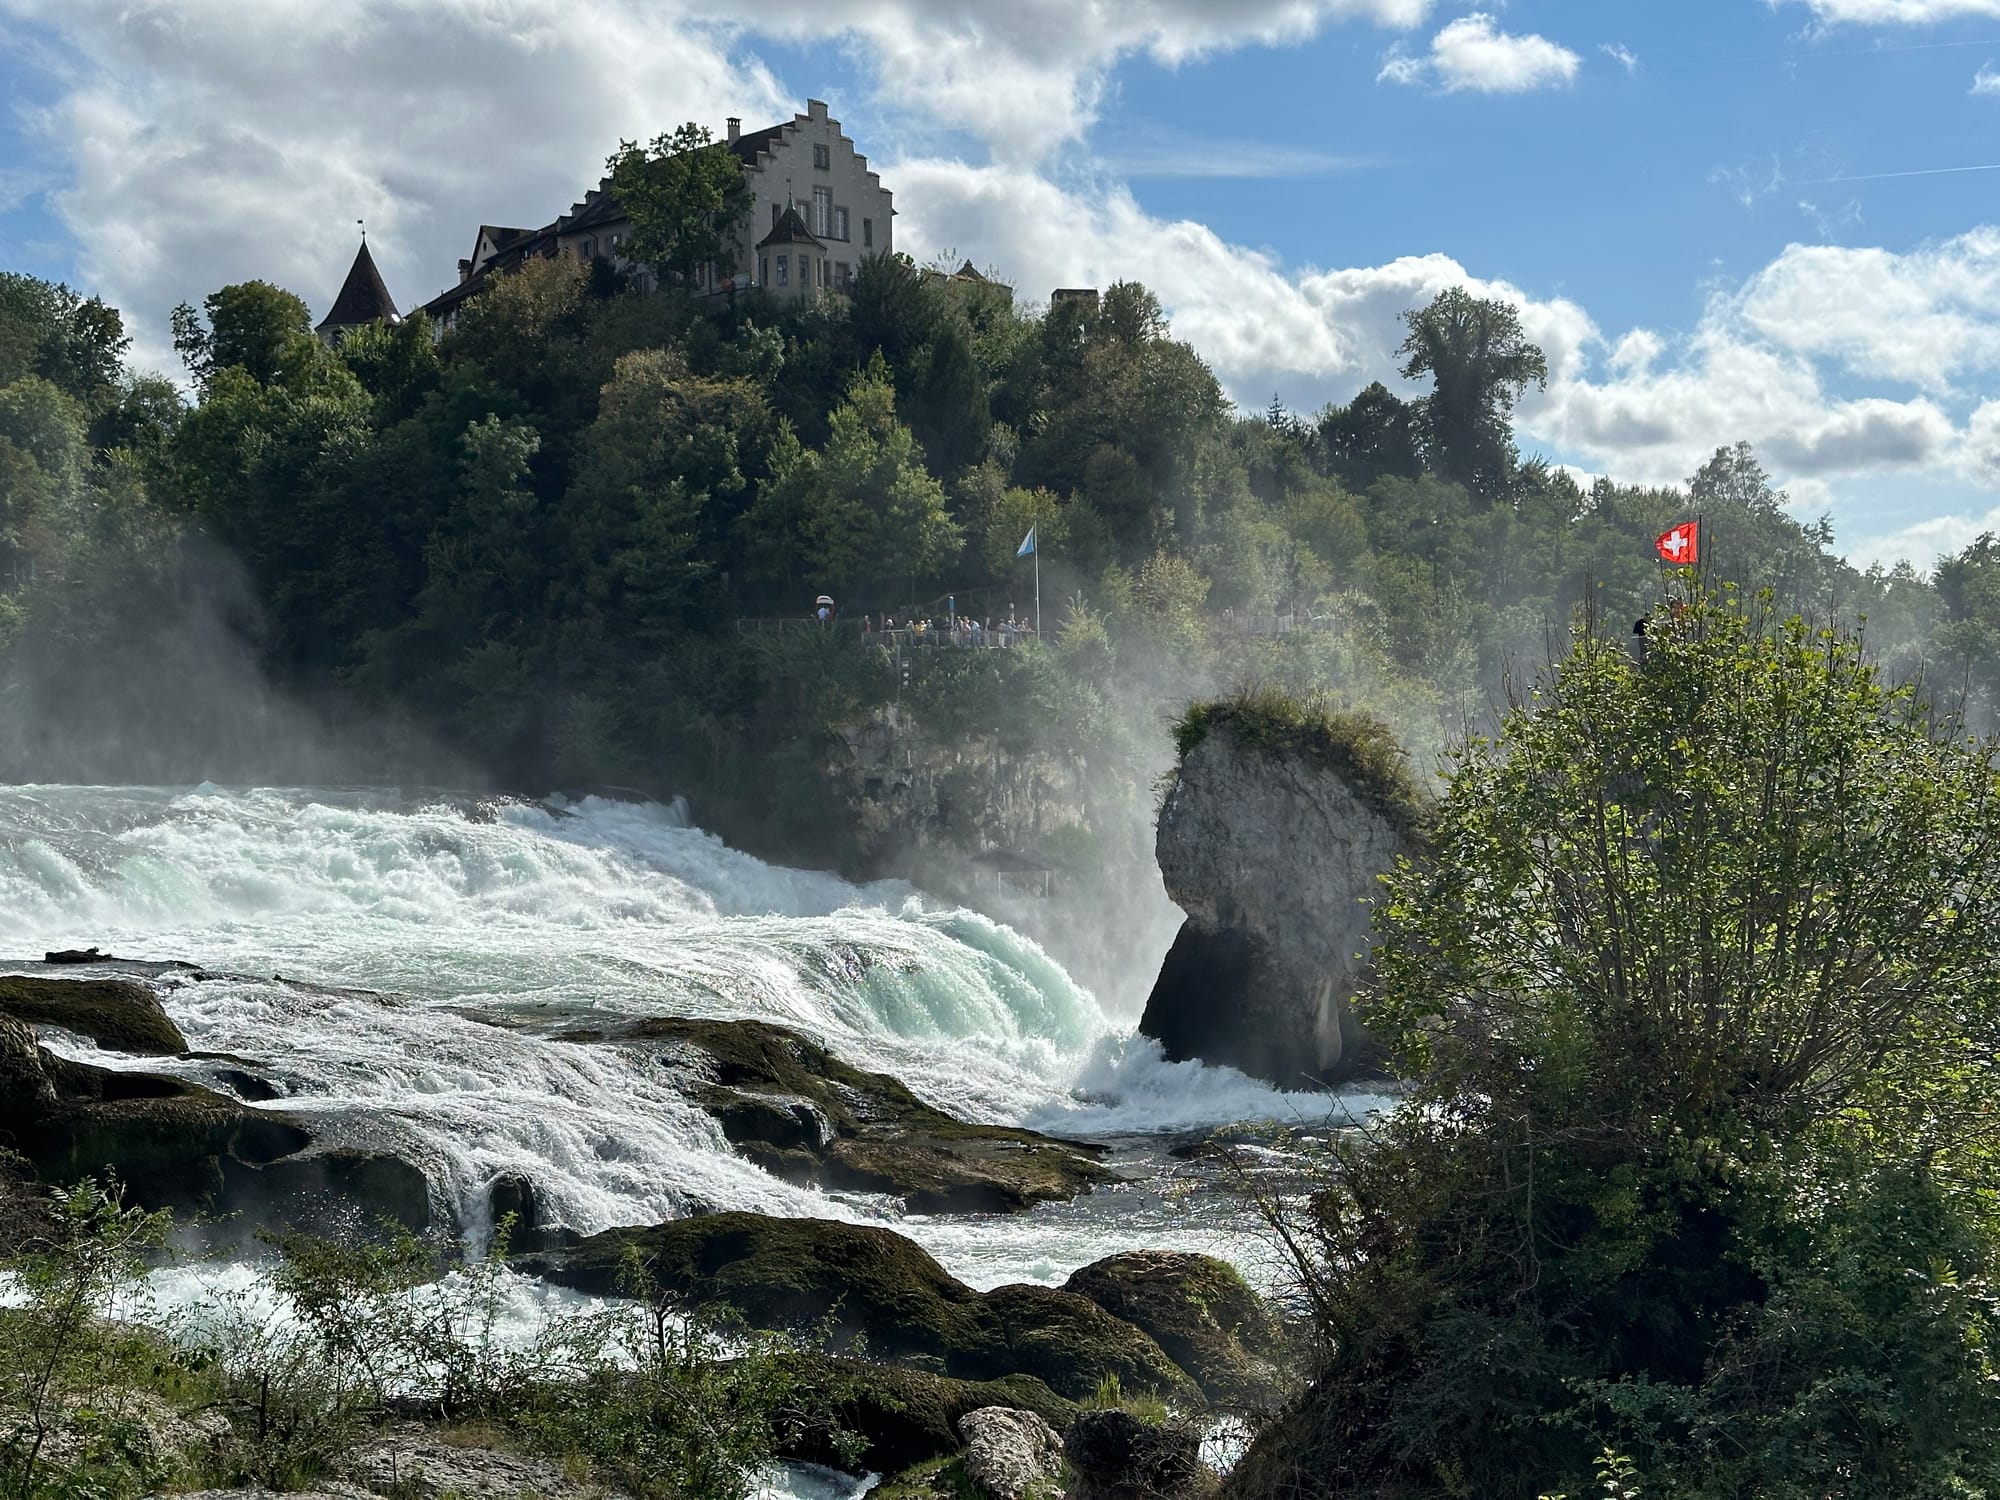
[1140,698,1429,1088]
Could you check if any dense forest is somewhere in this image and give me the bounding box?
[0,217,1992,846]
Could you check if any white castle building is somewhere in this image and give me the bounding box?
[419,99,893,327]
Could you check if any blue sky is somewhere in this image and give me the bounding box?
[3,0,2000,566]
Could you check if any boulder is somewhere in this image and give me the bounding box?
[0,997,433,1237]
[515,1213,1199,1405]
[1141,703,1426,1087]
[0,1012,310,1208]
[795,1360,1076,1475]
[565,1017,1111,1213]
[1062,1252,1286,1410]
[344,1424,610,1499]
[0,974,188,1053]
[228,1148,435,1236]
[958,1406,1067,1500]
[1063,1408,1208,1500]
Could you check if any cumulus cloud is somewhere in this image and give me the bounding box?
[0,0,1442,371]
[7,0,2000,567]
[1601,42,1639,74]
[1381,13,1582,93]
[892,159,2000,545]
[1727,232,2000,393]
[1975,61,2000,94]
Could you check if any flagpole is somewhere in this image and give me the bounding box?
[1034,545,1041,640]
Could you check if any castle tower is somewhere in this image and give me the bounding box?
[316,238,401,345]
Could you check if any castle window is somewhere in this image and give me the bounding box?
[772,203,782,228]
[761,256,769,284]
[776,254,789,286]
[835,206,849,241]
[813,187,832,237]
[836,261,851,286]
[813,143,830,170]
[862,218,873,248]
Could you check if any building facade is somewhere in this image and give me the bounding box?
[423,99,892,327]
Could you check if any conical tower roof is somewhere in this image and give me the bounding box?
[316,239,400,334]
[756,204,825,251]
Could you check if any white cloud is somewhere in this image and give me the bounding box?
[1381,13,1582,94]
[0,0,1439,372]
[743,0,1435,163]
[1974,61,2000,94]
[1781,0,2000,21]
[1728,232,2000,392]
[893,160,2000,561]
[1600,42,1639,74]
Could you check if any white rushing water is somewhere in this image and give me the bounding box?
[0,785,1362,1288]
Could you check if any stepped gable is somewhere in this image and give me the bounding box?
[315,238,400,336]
[726,121,785,163]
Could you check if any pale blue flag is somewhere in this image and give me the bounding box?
[1017,525,1037,558]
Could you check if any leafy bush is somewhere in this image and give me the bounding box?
[0,1187,855,1500]
[1236,589,2000,1499]
[0,1180,183,1500]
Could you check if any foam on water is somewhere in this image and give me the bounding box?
[0,785,1356,1284]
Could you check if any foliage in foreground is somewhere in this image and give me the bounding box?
[1242,588,2000,1499]
[0,1188,854,1500]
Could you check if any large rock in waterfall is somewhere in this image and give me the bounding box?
[559,1015,1111,1213]
[514,1213,1203,1407]
[0,974,433,1235]
[1140,697,1429,1088]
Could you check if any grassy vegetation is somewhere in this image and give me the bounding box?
[0,1183,859,1500]
[1173,685,1432,835]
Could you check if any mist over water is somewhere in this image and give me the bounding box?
[0,786,1348,1287]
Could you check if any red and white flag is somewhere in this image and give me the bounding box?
[1656,521,1699,565]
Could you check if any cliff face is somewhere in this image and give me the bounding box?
[1140,716,1420,1087]
[822,707,1183,1013]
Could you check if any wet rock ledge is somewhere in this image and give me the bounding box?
[564,1015,1111,1214]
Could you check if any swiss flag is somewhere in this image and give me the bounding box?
[1656,521,1699,565]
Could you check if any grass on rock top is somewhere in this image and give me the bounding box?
[1172,686,1431,836]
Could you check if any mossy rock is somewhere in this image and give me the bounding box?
[793,1359,1078,1475]
[570,1017,1111,1213]
[1172,690,1431,839]
[0,1010,444,1233]
[0,975,188,1054]
[1063,1251,1287,1409]
[516,1212,1199,1405]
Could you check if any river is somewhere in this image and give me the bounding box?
[0,784,1368,1292]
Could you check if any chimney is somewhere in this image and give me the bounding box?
[727,117,740,143]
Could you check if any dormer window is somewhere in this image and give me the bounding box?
[813,143,830,169]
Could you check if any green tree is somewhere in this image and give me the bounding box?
[0,272,128,409]
[744,358,960,603]
[606,124,751,289]
[1242,590,2000,1499]
[1398,287,1548,500]
[172,280,315,386]
[557,349,772,650]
